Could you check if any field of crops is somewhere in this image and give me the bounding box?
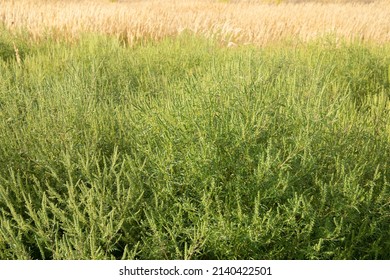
[0,0,390,259]
[2,0,390,45]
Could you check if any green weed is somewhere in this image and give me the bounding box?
[0,30,389,259]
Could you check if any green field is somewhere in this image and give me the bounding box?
[0,29,389,259]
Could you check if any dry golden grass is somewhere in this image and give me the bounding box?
[1,0,390,45]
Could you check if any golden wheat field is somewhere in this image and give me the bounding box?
[1,0,390,45]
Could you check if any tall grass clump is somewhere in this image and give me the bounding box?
[0,29,389,259]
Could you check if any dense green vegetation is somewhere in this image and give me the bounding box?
[0,29,389,259]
